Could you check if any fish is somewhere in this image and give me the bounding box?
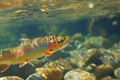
[0,35,69,73]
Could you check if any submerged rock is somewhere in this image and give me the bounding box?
[26,73,43,80]
[84,63,97,72]
[94,64,114,79]
[100,76,118,80]
[114,67,120,79]
[64,69,96,80]
[70,48,98,69]
[113,42,120,49]
[81,36,111,48]
[0,76,23,80]
[98,49,120,68]
[35,68,63,80]
[68,47,120,79]
[44,59,73,74]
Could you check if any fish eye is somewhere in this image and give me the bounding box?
[58,37,65,44]
[48,37,52,41]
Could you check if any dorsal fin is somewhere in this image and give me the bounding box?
[20,38,29,45]
[0,49,12,57]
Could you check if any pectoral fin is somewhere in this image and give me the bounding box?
[45,50,52,56]
[0,64,10,73]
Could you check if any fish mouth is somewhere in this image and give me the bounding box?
[64,36,69,45]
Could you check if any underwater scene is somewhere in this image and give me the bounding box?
[0,0,120,80]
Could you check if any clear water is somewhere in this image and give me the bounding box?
[0,0,120,79]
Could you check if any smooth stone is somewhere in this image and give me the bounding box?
[26,73,43,80]
[64,69,96,80]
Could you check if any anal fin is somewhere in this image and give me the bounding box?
[19,59,29,68]
[0,64,10,73]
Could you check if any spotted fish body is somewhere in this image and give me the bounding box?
[0,35,69,72]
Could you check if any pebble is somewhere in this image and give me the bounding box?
[35,68,63,80]
[0,76,23,80]
[94,64,114,79]
[82,36,110,48]
[44,59,73,74]
[114,67,120,79]
[100,76,118,80]
[64,69,96,80]
[26,73,43,80]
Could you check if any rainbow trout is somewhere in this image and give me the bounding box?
[0,35,69,72]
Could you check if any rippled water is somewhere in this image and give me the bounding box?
[0,0,120,49]
[0,0,119,48]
